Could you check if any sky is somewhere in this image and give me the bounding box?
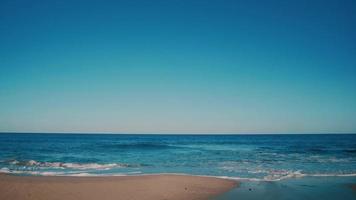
[0,0,355,133]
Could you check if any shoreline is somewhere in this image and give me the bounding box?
[0,173,238,200]
[2,170,356,181]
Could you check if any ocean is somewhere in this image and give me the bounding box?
[0,133,355,199]
[1,133,355,179]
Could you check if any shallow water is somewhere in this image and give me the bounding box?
[0,133,355,181]
[216,176,356,200]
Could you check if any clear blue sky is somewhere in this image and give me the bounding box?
[0,0,355,133]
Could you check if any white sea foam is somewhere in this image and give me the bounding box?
[0,167,67,176]
[305,156,352,163]
[58,163,120,170]
[262,170,305,181]
[66,173,100,177]
[8,160,128,170]
[1,168,356,181]
[197,170,356,182]
[0,167,143,177]
[309,173,356,177]
[2,162,356,181]
[0,167,10,173]
[9,160,20,165]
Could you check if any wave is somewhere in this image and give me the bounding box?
[252,171,356,181]
[262,170,306,181]
[1,167,356,182]
[0,167,143,176]
[3,160,135,170]
[211,172,356,182]
[0,167,68,176]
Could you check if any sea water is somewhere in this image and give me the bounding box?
[0,133,355,179]
[0,133,355,199]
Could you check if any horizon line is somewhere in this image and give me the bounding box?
[0,131,355,135]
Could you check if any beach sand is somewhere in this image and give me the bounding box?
[0,173,237,200]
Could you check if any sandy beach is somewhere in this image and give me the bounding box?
[0,173,237,200]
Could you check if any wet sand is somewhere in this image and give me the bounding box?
[0,173,237,200]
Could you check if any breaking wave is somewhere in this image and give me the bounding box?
[0,167,143,176]
[2,160,136,170]
[1,165,355,181]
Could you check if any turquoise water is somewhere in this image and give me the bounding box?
[1,133,355,199]
[0,133,355,180]
[217,176,356,200]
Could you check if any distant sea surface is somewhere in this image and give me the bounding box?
[0,133,355,181]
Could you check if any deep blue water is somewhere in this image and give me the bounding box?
[0,133,355,181]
